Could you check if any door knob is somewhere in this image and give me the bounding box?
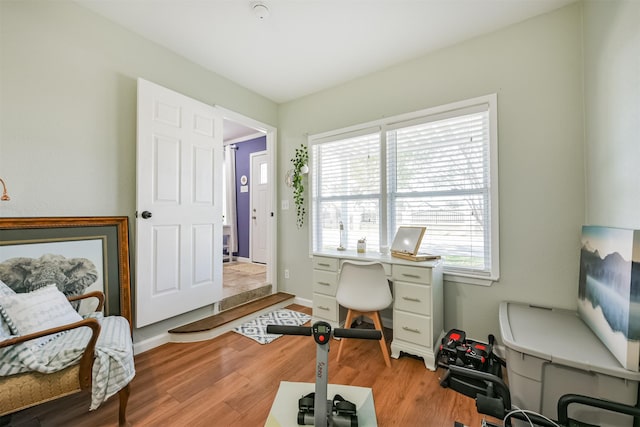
[141,211,153,219]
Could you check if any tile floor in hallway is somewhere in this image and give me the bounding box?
[222,261,267,298]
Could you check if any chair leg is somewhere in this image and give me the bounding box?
[337,309,355,362]
[118,383,130,426]
[338,309,391,368]
[372,311,391,368]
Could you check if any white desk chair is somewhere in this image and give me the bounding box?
[335,261,393,368]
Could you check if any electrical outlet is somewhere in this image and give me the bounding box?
[284,269,290,279]
[282,199,289,210]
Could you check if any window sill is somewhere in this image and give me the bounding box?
[443,271,497,287]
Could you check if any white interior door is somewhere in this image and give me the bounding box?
[250,151,268,264]
[136,78,223,328]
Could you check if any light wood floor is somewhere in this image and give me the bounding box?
[9,305,496,427]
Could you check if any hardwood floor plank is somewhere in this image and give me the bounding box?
[8,304,498,426]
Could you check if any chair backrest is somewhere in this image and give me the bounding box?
[335,261,392,312]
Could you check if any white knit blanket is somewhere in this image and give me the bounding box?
[0,314,135,410]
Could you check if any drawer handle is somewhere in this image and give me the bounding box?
[401,273,421,279]
[402,296,421,302]
[318,263,331,267]
[402,326,421,334]
[318,306,330,311]
[317,281,331,286]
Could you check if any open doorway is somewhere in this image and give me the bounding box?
[220,111,276,311]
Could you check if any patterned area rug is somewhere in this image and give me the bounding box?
[234,309,311,344]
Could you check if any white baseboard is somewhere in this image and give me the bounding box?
[294,296,312,307]
[133,333,170,355]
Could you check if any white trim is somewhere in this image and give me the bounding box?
[225,131,265,145]
[308,94,496,141]
[215,105,278,291]
[293,296,312,308]
[309,126,380,144]
[133,333,170,355]
[385,102,489,132]
[487,93,500,283]
[307,94,500,283]
[444,272,495,287]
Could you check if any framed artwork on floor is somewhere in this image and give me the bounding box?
[0,216,132,324]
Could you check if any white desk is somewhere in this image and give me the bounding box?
[265,381,377,427]
[311,249,444,370]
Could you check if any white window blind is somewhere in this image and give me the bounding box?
[387,107,491,274]
[309,94,498,282]
[311,132,381,252]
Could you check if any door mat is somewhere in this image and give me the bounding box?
[233,309,311,344]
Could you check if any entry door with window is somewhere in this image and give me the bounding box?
[136,78,223,328]
[250,151,268,264]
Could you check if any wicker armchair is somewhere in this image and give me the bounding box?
[0,291,130,425]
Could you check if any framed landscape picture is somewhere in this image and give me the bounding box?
[578,225,640,371]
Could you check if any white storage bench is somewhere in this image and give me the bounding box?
[499,301,640,426]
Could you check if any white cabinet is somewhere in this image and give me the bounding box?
[311,250,443,370]
[390,262,443,370]
[311,256,345,328]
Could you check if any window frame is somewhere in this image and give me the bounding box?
[309,94,499,285]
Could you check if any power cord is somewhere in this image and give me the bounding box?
[503,405,560,427]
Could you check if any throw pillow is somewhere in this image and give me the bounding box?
[0,284,83,347]
[0,279,16,340]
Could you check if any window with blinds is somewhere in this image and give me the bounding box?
[387,107,491,274]
[311,132,381,252]
[309,95,498,281]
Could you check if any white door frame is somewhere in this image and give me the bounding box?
[216,106,277,288]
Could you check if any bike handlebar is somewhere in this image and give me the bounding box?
[334,328,381,340]
[266,324,382,340]
[266,325,312,336]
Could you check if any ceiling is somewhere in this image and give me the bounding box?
[75,0,575,105]
[74,0,575,140]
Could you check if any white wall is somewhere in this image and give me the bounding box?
[278,3,585,340]
[583,0,640,229]
[4,0,627,348]
[0,0,278,347]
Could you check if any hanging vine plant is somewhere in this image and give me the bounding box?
[291,144,309,228]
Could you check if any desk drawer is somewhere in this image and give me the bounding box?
[392,264,432,284]
[395,282,431,315]
[313,270,338,296]
[313,293,338,322]
[313,256,339,272]
[394,311,432,348]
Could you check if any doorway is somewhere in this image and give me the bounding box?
[220,109,276,311]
